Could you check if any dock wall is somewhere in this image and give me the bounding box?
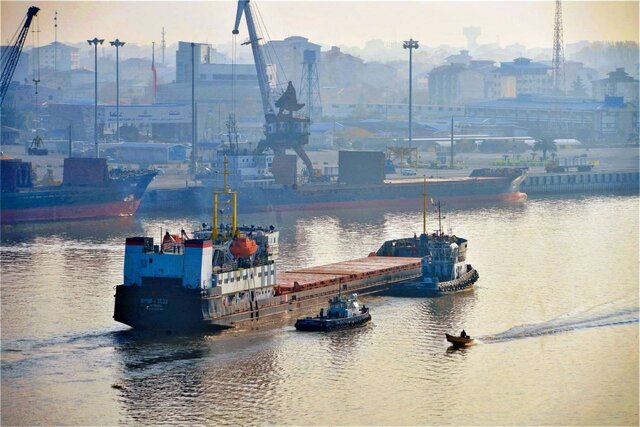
[521,170,639,195]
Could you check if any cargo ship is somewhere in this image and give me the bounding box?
[1,157,156,224]
[114,159,423,332]
[143,160,527,214]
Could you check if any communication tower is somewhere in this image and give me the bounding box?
[161,27,166,65]
[552,0,565,94]
[54,11,58,72]
[299,49,322,124]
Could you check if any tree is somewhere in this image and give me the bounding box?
[569,76,588,97]
[532,137,557,160]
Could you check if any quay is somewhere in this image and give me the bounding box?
[521,170,639,195]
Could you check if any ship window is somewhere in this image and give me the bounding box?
[258,272,262,277]
[149,258,153,264]
[230,277,234,282]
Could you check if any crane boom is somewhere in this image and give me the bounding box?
[0,6,40,106]
[232,0,316,181]
[232,0,274,116]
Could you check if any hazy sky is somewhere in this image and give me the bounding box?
[2,1,638,50]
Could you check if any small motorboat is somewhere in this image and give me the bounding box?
[445,332,474,347]
[295,293,371,332]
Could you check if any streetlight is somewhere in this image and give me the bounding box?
[191,42,196,177]
[87,37,104,158]
[403,38,419,150]
[109,39,125,143]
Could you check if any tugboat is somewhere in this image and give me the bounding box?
[376,178,479,296]
[294,293,371,332]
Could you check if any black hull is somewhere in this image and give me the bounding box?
[113,264,419,333]
[141,172,527,214]
[295,312,372,332]
[384,268,479,297]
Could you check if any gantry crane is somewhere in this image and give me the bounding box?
[232,0,316,179]
[0,6,40,106]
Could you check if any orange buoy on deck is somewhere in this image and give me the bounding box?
[230,237,258,258]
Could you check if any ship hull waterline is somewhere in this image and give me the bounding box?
[114,267,420,333]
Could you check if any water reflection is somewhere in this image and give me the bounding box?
[415,291,478,334]
[1,216,143,244]
[1,195,637,425]
[111,328,284,425]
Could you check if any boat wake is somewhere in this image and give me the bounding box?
[481,302,639,343]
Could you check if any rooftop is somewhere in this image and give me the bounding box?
[500,57,550,73]
[595,68,638,83]
[467,95,621,111]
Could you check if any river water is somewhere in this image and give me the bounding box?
[1,195,638,425]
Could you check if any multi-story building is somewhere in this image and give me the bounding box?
[465,94,637,143]
[563,60,598,96]
[320,46,364,89]
[165,41,262,137]
[592,68,639,106]
[264,36,321,90]
[428,64,485,105]
[427,52,518,105]
[175,41,229,84]
[31,42,80,71]
[498,57,552,95]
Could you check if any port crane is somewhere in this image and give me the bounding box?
[232,0,315,179]
[0,6,40,106]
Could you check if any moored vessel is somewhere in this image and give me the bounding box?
[143,165,528,214]
[1,157,156,224]
[294,293,371,332]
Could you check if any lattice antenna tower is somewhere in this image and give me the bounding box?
[161,27,166,65]
[552,0,565,94]
[299,49,322,124]
[54,11,58,72]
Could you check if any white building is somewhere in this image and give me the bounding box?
[592,68,639,106]
[31,42,79,71]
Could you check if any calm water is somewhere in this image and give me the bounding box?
[1,195,638,425]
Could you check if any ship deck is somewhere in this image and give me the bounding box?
[276,256,421,293]
[384,176,502,184]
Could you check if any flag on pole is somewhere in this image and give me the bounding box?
[151,42,157,99]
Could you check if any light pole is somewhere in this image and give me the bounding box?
[191,42,196,176]
[109,39,125,143]
[403,38,419,149]
[87,37,104,158]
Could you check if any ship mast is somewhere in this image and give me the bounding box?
[422,176,427,235]
[211,156,237,241]
[437,201,444,237]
